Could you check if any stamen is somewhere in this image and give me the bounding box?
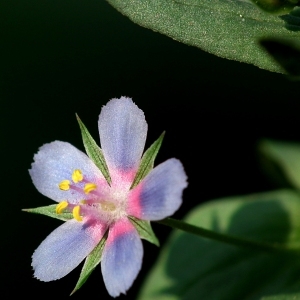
[84,183,97,194]
[73,205,83,221]
[59,180,70,191]
[101,201,116,212]
[56,201,69,214]
[80,200,86,204]
[72,169,83,183]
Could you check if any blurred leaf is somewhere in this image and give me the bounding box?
[260,38,300,78]
[131,131,165,189]
[139,190,300,300]
[106,0,300,73]
[252,0,299,13]
[262,293,300,299]
[129,216,160,246]
[259,139,300,189]
[280,6,300,30]
[76,114,111,185]
[22,204,73,222]
[71,233,107,295]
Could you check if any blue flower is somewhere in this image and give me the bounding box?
[29,97,188,297]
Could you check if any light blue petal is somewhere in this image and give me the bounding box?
[130,158,188,220]
[101,218,143,297]
[29,141,106,203]
[32,219,106,281]
[98,97,148,172]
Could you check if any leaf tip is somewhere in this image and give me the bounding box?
[153,239,160,247]
[70,288,77,296]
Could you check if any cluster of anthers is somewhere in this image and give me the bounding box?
[56,169,126,224]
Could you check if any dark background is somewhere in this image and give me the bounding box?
[1,0,300,298]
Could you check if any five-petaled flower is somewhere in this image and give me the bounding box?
[29,97,188,297]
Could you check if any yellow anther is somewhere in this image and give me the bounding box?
[84,183,97,194]
[56,201,69,214]
[72,169,83,183]
[59,180,70,191]
[73,205,83,221]
[80,200,86,204]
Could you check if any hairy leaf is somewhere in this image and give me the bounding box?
[107,0,300,73]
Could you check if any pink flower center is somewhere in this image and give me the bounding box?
[56,169,129,223]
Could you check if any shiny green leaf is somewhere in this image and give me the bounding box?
[138,190,300,300]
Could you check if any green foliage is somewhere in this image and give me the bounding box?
[259,139,300,189]
[71,234,107,295]
[129,216,160,246]
[252,0,299,13]
[22,204,73,222]
[138,190,300,300]
[131,131,165,189]
[262,294,300,300]
[260,38,300,78]
[76,114,111,185]
[106,0,300,73]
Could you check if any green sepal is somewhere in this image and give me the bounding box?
[22,204,73,222]
[130,131,165,190]
[129,216,160,247]
[71,232,108,295]
[76,114,111,185]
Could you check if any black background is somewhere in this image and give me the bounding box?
[2,0,300,298]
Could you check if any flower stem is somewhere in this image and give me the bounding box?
[157,218,299,254]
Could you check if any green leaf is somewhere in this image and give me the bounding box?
[106,0,300,73]
[22,204,73,222]
[260,38,300,78]
[138,190,300,300]
[259,139,300,189]
[262,294,300,300]
[129,216,160,246]
[71,233,107,295]
[131,131,165,189]
[76,114,111,185]
[252,0,298,13]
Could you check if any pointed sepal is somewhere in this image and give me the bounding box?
[130,131,165,190]
[71,233,108,295]
[129,216,159,246]
[22,204,73,222]
[76,114,111,185]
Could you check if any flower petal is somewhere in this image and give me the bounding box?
[127,158,188,220]
[32,218,106,281]
[98,97,148,172]
[29,141,108,203]
[101,218,143,297]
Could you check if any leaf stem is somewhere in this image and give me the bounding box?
[157,218,299,254]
